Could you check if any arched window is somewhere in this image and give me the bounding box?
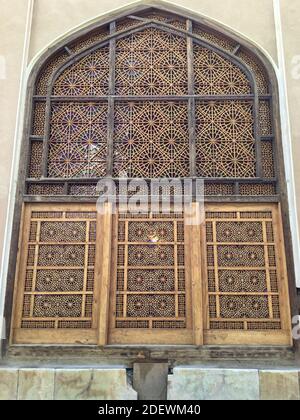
[10,8,293,348]
[28,10,275,195]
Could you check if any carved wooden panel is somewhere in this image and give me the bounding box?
[113,101,189,178]
[195,101,256,178]
[12,203,291,346]
[115,28,188,95]
[12,204,99,344]
[203,204,292,345]
[48,102,108,178]
[26,13,278,200]
[109,210,193,344]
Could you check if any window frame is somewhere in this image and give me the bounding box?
[3,5,298,361]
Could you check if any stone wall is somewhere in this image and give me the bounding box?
[168,367,300,400]
[1,367,300,400]
[0,368,137,400]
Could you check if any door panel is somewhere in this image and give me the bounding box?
[202,203,292,346]
[12,203,99,345]
[12,203,292,346]
[108,209,194,345]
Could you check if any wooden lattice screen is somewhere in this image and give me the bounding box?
[108,210,194,345]
[10,9,292,347]
[26,10,276,196]
[12,203,291,345]
[12,204,99,344]
[203,204,291,345]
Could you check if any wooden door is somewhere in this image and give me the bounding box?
[12,203,100,344]
[11,202,292,347]
[107,207,197,345]
[202,203,292,346]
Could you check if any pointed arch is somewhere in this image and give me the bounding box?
[26,8,276,188]
[5,4,296,352]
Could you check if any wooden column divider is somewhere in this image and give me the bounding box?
[97,202,113,346]
[188,202,204,346]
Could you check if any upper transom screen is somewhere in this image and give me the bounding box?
[52,28,252,97]
[28,11,275,190]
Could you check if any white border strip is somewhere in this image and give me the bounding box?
[0,0,35,345]
[273,0,300,288]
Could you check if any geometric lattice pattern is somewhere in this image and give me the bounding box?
[28,11,276,193]
[115,28,188,95]
[20,210,96,330]
[259,100,273,136]
[115,212,187,329]
[196,101,256,177]
[261,141,275,178]
[28,142,43,178]
[194,46,251,95]
[53,49,110,96]
[113,101,189,178]
[36,51,70,97]
[48,102,108,178]
[206,209,282,331]
[237,50,269,95]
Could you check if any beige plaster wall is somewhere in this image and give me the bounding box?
[281,0,300,234]
[28,0,277,61]
[0,0,29,264]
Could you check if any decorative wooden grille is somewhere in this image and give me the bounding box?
[12,203,291,345]
[113,101,189,178]
[195,101,256,178]
[115,28,188,96]
[26,9,277,198]
[193,45,251,95]
[203,204,291,345]
[109,210,193,345]
[48,102,108,178]
[12,9,291,348]
[12,204,99,344]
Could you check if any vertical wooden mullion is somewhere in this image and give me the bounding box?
[12,205,30,334]
[63,182,68,196]
[273,204,292,338]
[107,22,116,177]
[200,209,209,335]
[108,212,118,333]
[188,203,203,345]
[187,19,196,178]
[97,203,113,345]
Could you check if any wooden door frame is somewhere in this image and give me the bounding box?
[98,203,203,346]
[202,203,292,346]
[10,202,292,348]
[11,203,100,345]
